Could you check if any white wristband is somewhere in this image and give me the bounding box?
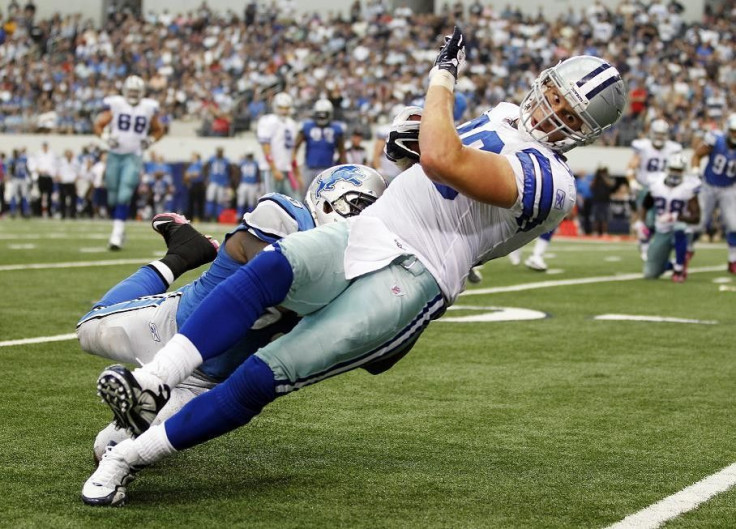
[428,68,456,93]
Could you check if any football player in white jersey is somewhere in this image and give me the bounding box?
[642,153,700,282]
[625,119,683,260]
[257,92,302,200]
[82,28,627,506]
[94,75,166,250]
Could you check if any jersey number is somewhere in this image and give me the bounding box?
[309,127,334,143]
[433,115,505,200]
[646,157,665,172]
[654,197,685,215]
[710,154,736,178]
[118,114,148,133]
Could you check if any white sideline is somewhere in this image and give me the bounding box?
[461,266,724,296]
[0,258,147,272]
[0,333,77,347]
[605,462,736,529]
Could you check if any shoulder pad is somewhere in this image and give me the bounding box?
[242,193,315,243]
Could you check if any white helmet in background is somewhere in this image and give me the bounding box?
[122,75,145,106]
[313,99,333,126]
[650,119,670,149]
[727,113,736,147]
[273,92,294,117]
[519,55,627,152]
[305,164,387,225]
[664,152,687,187]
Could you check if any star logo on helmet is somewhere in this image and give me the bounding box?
[315,165,365,198]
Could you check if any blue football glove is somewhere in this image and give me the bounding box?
[430,26,466,80]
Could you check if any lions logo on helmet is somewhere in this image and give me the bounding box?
[305,164,388,225]
[519,56,627,152]
[122,75,146,106]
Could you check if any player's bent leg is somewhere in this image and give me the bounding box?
[258,257,444,395]
[643,233,671,279]
[82,438,147,507]
[93,422,132,465]
[77,294,180,364]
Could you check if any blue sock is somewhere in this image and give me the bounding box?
[179,248,293,360]
[113,204,129,221]
[726,232,736,248]
[540,229,555,242]
[165,355,276,450]
[95,266,168,308]
[674,231,687,267]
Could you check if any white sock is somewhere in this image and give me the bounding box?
[132,424,177,465]
[148,260,175,286]
[533,238,549,258]
[136,333,203,389]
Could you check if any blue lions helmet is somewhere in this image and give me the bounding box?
[305,164,388,225]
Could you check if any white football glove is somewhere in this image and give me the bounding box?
[140,136,155,150]
[100,131,119,150]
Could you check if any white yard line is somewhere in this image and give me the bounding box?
[0,333,77,347]
[0,258,147,272]
[461,266,724,296]
[605,463,736,529]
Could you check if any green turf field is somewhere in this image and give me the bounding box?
[1,218,734,528]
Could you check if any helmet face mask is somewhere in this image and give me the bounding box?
[313,99,333,126]
[519,56,626,152]
[664,152,687,187]
[273,92,293,118]
[305,164,388,225]
[123,75,145,106]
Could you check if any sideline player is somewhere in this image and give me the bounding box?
[82,30,626,506]
[94,75,165,250]
[257,92,301,200]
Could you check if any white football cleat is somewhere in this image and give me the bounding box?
[525,255,548,272]
[82,440,143,507]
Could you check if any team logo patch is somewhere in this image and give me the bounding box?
[391,285,404,296]
[149,322,161,342]
[315,165,364,198]
[554,189,566,210]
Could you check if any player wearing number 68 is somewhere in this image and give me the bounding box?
[94,75,166,251]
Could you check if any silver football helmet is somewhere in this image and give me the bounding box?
[519,56,627,152]
[384,105,423,171]
[650,119,669,149]
[305,164,388,225]
[727,113,736,146]
[273,92,294,117]
[122,75,145,106]
[664,152,687,187]
[313,99,333,126]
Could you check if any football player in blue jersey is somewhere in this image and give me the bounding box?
[78,164,387,465]
[691,114,736,274]
[82,28,626,506]
[203,147,234,222]
[292,99,347,192]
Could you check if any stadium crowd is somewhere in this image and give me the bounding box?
[0,0,733,145]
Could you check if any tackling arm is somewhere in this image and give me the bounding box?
[691,143,712,175]
[680,196,701,225]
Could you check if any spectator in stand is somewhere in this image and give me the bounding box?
[56,148,80,219]
[184,153,206,222]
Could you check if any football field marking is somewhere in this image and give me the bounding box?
[461,266,724,296]
[0,258,148,272]
[0,333,78,347]
[605,462,736,529]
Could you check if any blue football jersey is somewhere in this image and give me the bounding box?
[703,133,736,187]
[302,120,344,168]
[207,156,231,186]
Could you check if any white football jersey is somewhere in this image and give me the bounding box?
[375,124,402,181]
[648,174,700,233]
[630,138,682,187]
[257,113,298,172]
[346,103,576,303]
[104,95,159,155]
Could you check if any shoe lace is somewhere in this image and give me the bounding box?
[92,448,130,486]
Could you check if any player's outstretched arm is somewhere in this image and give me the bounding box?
[419,27,517,208]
